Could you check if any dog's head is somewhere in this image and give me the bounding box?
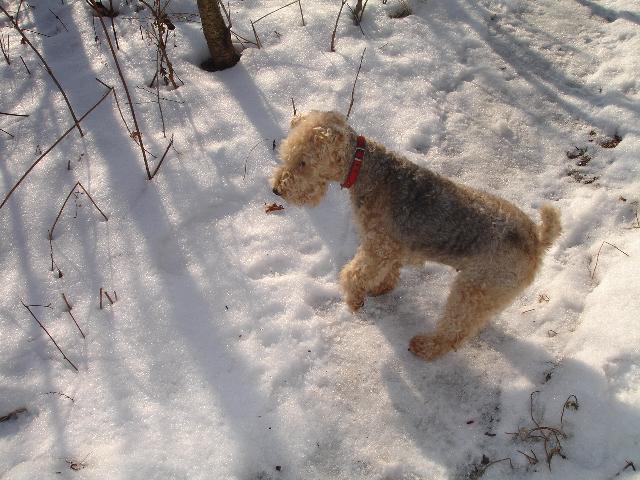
[271,111,350,206]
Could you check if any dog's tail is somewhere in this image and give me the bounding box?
[538,204,562,250]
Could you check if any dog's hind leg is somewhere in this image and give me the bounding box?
[408,264,527,361]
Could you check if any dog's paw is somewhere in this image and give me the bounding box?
[345,295,365,312]
[408,335,451,361]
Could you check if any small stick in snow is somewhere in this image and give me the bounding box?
[20,55,31,75]
[96,78,132,134]
[590,241,630,279]
[44,391,75,402]
[250,20,261,49]
[330,0,348,52]
[49,181,108,242]
[0,407,27,423]
[103,291,116,305]
[346,47,366,119]
[49,8,69,32]
[91,7,152,179]
[253,0,304,26]
[0,88,113,210]
[0,111,29,118]
[48,234,64,277]
[21,300,79,372]
[298,0,306,26]
[560,394,578,428]
[0,5,83,136]
[517,449,538,465]
[62,293,86,339]
[150,134,174,179]
[0,34,9,65]
[291,97,297,117]
[0,128,15,138]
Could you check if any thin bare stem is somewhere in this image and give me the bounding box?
[530,390,541,428]
[330,0,348,52]
[346,47,366,118]
[560,394,578,428]
[298,0,305,26]
[92,7,152,179]
[254,0,303,24]
[21,300,78,372]
[104,291,115,305]
[0,128,14,138]
[49,181,108,241]
[0,34,10,65]
[150,134,174,179]
[96,78,132,134]
[20,55,31,74]
[62,293,86,338]
[250,20,261,49]
[591,241,630,279]
[0,88,112,210]
[0,111,29,117]
[291,97,297,116]
[49,8,69,31]
[0,5,83,136]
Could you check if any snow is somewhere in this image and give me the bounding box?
[1,0,639,479]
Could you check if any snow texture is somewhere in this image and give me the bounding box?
[1,0,639,479]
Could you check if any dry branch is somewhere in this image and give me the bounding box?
[346,47,366,118]
[0,34,9,65]
[1,128,15,138]
[0,111,29,117]
[91,5,152,179]
[62,293,85,339]
[21,300,78,372]
[150,134,174,179]
[19,55,31,75]
[49,8,69,32]
[330,0,348,52]
[0,88,113,210]
[0,5,83,137]
[49,181,109,241]
[591,241,630,279]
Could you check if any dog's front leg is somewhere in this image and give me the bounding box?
[339,244,399,311]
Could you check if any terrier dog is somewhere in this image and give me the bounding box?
[272,111,561,360]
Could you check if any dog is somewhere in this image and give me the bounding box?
[271,111,561,360]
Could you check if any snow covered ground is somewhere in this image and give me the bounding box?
[1,0,639,478]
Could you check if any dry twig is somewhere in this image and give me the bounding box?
[91,7,152,179]
[49,181,109,241]
[0,5,83,136]
[591,241,630,279]
[21,300,78,372]
[0,88,112,210]
[62,293,86,339]
[330,0,348,52]
[346,47,366,118]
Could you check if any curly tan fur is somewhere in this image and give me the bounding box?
[272,111,561,361]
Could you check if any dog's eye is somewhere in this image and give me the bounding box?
[298,161,306,168]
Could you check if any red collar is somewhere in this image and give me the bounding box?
[341,135,366,189]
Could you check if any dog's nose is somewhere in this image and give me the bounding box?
[272,187,281,196]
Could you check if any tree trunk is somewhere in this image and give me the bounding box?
[196,0,240,71]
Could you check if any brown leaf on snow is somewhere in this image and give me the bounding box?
[265,203,285,214]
